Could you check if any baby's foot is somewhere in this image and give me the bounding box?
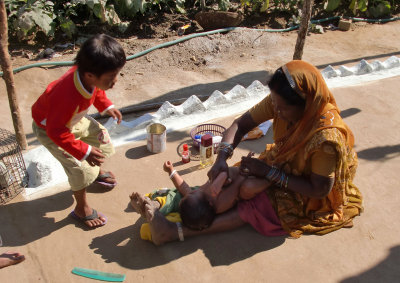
[129,192,146,218]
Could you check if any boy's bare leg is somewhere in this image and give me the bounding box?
[0,252,25,269]
[129,192,160,219]
[73,188,106,227]
[144,197,245,245]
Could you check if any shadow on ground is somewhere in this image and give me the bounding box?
[357,144,400,161]
[341,245,400,282]
[89,217,286,269]
[0,190,74,246]
[340,107,361,119]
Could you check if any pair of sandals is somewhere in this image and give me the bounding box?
[69,171,116,228]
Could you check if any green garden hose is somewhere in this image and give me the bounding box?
[1,15,399,77]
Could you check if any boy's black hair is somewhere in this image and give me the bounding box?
[75,34,126,77]
[268,67,306,108]
[179,191,216,231]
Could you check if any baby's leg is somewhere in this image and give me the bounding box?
[130,192,160,219]
[239,178,271,200]
[143,197,179,245]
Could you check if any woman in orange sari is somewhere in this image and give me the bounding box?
[143,60,363,245]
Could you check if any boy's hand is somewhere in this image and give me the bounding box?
[86,147,105,167]
[106,108,122,124]
[163,161,174,174]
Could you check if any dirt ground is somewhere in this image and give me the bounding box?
[1,19,399,146]
[0,18,399,282]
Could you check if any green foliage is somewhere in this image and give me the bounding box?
[325,0,394,17]
[5,0,186,42]
[325,0,340,11]
[4,0,400,43]
[240,0,268,12]
[113,0,146,17]
[271,0,300,14]
[7,0,56,40]
[241,0,300,15]
[369,1,391,17]
[218,0,231,11]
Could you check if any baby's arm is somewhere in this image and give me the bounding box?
[213,172,246,214]
[163,161,191,196]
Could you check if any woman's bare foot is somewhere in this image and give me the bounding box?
[0,252,25,269]
[143,198,179,245]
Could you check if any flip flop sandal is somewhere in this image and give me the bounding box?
[69,209,107,227]
[95,172,117,188]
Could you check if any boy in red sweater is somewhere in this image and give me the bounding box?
[32,34,126,228]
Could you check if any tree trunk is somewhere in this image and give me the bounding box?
[293,0,314,60]
[0,1,27,149]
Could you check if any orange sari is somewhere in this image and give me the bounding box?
[259,60,363,237]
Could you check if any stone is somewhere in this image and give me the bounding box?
[338,20,352,31]
[195,11,243,30]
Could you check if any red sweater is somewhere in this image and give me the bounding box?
[32,66,114,161]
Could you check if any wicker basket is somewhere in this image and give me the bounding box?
[190,123,226,151]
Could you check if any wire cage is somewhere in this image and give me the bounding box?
[0,128,28,204]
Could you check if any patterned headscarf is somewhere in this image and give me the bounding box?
[273,60,354,164]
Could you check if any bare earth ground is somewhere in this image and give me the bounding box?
[0,20,399,282]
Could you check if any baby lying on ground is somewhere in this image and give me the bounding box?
[131,157,271,240]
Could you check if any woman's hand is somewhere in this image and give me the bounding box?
[239,153,270,178]
[163,161,174,174]
[207,158,230,184]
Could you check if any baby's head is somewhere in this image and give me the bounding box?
[179,190,215,231]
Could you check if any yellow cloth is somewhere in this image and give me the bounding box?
[242,126,264,141]
[249,60,363,237]
[145,192,167,208]
[140,191,182,241]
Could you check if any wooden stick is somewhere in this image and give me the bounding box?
[293,0,314,60]
[0,1,27,149]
